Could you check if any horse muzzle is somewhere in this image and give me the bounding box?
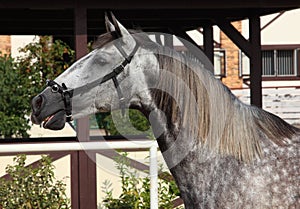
[31,87,67,130]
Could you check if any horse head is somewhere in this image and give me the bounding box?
[31,13,159,130]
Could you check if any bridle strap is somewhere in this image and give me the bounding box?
[46,42,139,121]
[46,80,73,122]
[112,76,125,115]
[69,42,139,96]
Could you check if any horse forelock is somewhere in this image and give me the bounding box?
[92,32,114,49]
[92,29,146,50]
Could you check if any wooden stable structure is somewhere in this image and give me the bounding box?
[0,1,299,208]
[0,1,299,106]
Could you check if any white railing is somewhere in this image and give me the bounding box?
[0,140,159,209]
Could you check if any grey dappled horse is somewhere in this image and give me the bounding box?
[31,14,300,208]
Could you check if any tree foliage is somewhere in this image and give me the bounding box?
[0,36,74,138]
[94,110,153,136]
[0,55,31,137]
[101,152,182,209]
[17,36,74,94]
[0,154,70,209]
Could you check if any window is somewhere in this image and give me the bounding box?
[214,49,226,78]
[262,49,298,77]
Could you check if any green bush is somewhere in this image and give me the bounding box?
[100,152,182,209]
[92,110,153,137]
[0,55,30,137]
[0,36,74,138]
[0,154,70,209]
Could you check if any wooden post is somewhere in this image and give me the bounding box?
[71,4,97,209]
[216,18,262,106]
[71,152,80,209]
[74,3,89,143]
[203,24,214,65]
[249,16,262,108]
[164,33,173,48]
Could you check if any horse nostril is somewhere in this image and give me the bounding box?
[36,96,42,109]
[32,95,44,113]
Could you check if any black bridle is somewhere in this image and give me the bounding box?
[46,42,139,122]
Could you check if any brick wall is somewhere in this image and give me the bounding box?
[0,35,11,55]
[220,21,243,89]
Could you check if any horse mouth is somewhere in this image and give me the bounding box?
[42,110,66,130]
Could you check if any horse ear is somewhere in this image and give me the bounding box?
[110,12,132,38]
[110,12,137,51]
[105,12,115,32]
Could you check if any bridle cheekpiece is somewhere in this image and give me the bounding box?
[46,41,139,122]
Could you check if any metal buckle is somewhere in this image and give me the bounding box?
[51,84,60,93]
[66,114,73,122]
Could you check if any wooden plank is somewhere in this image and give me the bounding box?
[262,90,300,94]
[270,113,300,118]
[265,108,300,113]
[232,88,300,125]
[264,103,300,108]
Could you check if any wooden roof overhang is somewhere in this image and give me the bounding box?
[0,1,299,36]
[1,2,299,105]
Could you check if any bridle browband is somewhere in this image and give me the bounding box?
[46,42,140,122]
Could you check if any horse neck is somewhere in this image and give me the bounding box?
[139,56,300,208]
[147,56,299,163]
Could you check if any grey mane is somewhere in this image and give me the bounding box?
[93,30,300,162]
[135,33,299,162]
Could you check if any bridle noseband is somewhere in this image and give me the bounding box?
[46,42,139,122]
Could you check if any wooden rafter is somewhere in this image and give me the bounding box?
[216,19,252,58]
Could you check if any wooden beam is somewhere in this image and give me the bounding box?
[73,4,97,209]
[249,16,262,108]
[261,11,285,31]
[164,33,174,48]
[216,19,252,58]
[203,24,214,65]
[74,4,89,143]
[1,0,299,9]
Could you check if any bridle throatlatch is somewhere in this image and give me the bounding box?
[46,42,139,122]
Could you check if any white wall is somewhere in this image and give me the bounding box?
[241,8,300,45]
[261,9,300,45]
[186,26,220,46]
[240,8,300,87]
[10,35,38,58]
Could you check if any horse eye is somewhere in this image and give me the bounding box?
[51,84,59,93]
[98,58,107,65]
